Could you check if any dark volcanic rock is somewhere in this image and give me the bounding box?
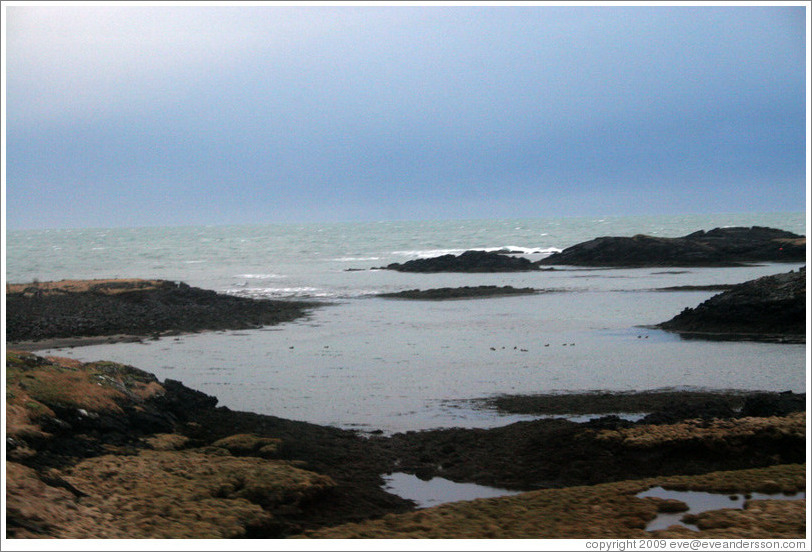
[377,411,805,491]
[378,285,538,300]
[740,391,807,417]
[486,390,752,417]
[383,250,539,272]
[5,279,318,343]
[539,226,805,267]
[639,399,737,425]
[658,269,806,340]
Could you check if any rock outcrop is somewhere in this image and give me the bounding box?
[539,226,805,267]
[658,268,806,340]
[382,250,541,272]
[5,279,318,343]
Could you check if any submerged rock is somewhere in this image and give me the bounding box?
[378,285,538,300]
[539,226,805,267]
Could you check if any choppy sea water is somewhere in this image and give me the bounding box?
[6,213,807,433]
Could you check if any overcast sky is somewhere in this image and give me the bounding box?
[3,2,808,229]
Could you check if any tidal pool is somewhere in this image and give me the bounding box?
[638,486,806,531]
[382,472,522,508]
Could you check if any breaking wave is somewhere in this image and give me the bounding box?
[391,246,561,258]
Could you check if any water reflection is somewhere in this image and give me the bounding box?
[638,486,805,531]
[382,472,522,508]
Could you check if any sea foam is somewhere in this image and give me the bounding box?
[392,246,561,258]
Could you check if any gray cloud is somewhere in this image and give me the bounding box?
[5,4,807,228]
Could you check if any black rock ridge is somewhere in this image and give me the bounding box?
[539,226,805,267]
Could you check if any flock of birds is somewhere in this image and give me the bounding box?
[286,336,650,352]
[489,334,649,352]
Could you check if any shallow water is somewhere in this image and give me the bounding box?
[637,487,806,531]
[12,214,806,434]
[39,287,804,433]
[382,472,522,508]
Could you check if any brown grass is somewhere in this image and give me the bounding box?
[143,433,191,451]
[6,278,165,295]
[211,433,282,457]
[5,351,166,442]
[774,237,806,246]
[6,461,134,538]
[7,353,126,414]
[7,446,338,539]
[594,412,806,448]
[58,449,335,538]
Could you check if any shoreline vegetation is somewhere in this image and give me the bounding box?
[4,225,807,539]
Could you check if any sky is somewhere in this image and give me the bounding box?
[2,2,809,229]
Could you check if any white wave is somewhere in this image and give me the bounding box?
[391,248,468,258]
[226,285,387,300]
[486,246,562,256]
[226,286,333,299]
[235,273,285,279]
[333,256,381,262]
[392,246,562,258]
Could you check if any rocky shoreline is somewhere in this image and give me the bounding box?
[5,350,806,539]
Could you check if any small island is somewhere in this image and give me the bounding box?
[382,250,545,272]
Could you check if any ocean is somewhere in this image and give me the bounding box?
[5,212,807,434]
